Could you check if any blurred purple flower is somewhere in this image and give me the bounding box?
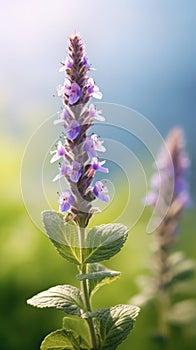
[145,127,190,210]
[58,190,75,212]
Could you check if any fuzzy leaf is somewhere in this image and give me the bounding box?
[42,211,80,264]
[92,304,140,350]
[77,263,120,297]
[83,224,128,263]
[27,285,83,316]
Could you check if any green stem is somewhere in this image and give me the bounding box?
[158,290,170,346]
[78,226,98,349]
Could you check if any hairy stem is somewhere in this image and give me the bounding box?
[78,226,98,349]
[155,232,170,350]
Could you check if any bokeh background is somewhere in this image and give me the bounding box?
[0,1,196,349]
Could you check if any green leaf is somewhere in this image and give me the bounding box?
[172,259,195,283]
[167,252,195,287]
[27,285,83,316]
[77,263,120,297]
[167,300,196,326]
[83,223,128,263]
[42,211,80,264]
[40,328,89,350]
[40,329,73,350]
[92,304,140,350]
[62,316,90,348]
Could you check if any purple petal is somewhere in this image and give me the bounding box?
[52,163,70,182]
[59,57,73,72]
[89,104,105,121]
[66,120,81,140]
[50,141,66,163]
[84,138,98,158]
[70,161,82,183]
[58,190,74,212]
[91,134,106,152]
[68,82,81,105]
[92,158,109,173]
[87,78,102,100]
[93,181,110,202]
[83,56,91,69]
[59,201,71,212]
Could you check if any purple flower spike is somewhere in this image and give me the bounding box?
[53,34,110,212]
[58,190,74,212]
[52,162,71,182]
[68,82,82,105]
[70,161,82,183]
[50,141,66,164]
[92,158,109,173]
[93,181,110,202]
[66,120,81,140]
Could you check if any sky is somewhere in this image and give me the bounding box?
[1,0,196,193]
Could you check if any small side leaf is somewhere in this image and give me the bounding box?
[40,329,73,350]
[42,211,80,264]
[27,285,83,316]
[63,316,90,348]
[83,223,128,263]
[171,259,195,283]
[77,263,120,297]
[92,304,140,350]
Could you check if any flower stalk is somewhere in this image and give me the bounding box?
[78,226,98,349]
[27,32,140,350]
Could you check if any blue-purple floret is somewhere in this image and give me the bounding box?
[58,190,75,212]
[93,181,110,202]
[66,120,81,140]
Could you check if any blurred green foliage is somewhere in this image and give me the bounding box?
[0,139,195,350]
